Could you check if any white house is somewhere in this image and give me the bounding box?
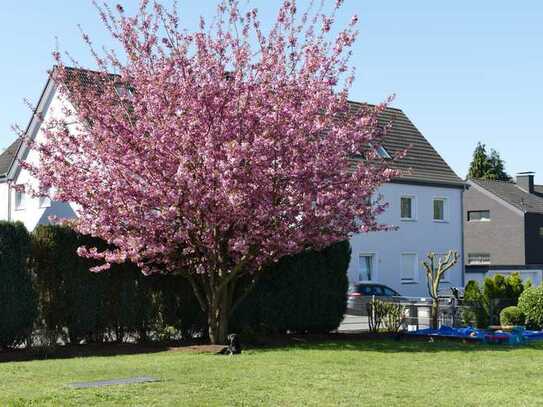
[346,104,465,297]
[0,69,465,297]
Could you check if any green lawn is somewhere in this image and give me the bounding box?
[2,339,543,406]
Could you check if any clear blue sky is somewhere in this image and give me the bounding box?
[1,1,542,181]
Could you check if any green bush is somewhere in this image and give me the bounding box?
[518,287,543,330]
[463,273,530,327]
[0,221,37,348]
[233,240,350,335]
[462,280,489,328]
[499,306,525,326]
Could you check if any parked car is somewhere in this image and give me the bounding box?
[346,282,408,316]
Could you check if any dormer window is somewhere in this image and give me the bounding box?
[368,143,391,159]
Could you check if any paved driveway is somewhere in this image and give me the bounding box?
[337,314,368,332]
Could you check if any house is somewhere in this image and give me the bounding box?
[0,68,465,297]
[464,173,543,286]
[346,104,465,297]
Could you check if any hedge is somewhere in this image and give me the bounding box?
[232,240,350,335]
[0,221,37,348]
[30,224,349,344]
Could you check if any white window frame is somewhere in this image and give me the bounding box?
[400,195,416,221]
[432,197,448,222]
[358,252,377,282]
[400,252,418,284]
[467,210,491,222]
[14,190,25,211]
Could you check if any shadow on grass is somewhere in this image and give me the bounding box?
[0,342,175,364]
[247,333,543,354]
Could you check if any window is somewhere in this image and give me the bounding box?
[539,227,543,237]
[467,253,491,265]
[401,253,417,283]
[15,191,25,210]
[368,143,391,159]
[468,210,490,222]
[383,287,399,297]
[39,196,51,208]
[433,198,447,221]
[358,254,374,281]
[400,196,415,220]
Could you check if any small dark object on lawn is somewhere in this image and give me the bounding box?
[69,376,160,389]
[217,333,242,355]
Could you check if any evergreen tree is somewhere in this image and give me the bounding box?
[468,142,511,181]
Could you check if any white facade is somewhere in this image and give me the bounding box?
[348,182,464,297]
[0,80,78,230]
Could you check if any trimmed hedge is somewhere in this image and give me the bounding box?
[232,240,350,334]
[518,287,543,330]
[499,306,525,327]
[0,221,37,348]
[31,224,349,343]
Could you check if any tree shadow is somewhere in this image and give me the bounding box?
[246,333,543,354]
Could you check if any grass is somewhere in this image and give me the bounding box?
[2,339,543,406]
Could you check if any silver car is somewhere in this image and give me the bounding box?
[346,282,407,316]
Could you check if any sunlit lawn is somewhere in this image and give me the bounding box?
[2,339,543,406]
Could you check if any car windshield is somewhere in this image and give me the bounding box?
[356,284,399,296]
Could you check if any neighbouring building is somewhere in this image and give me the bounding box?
[464,173,543,286]
[0,68,466,297]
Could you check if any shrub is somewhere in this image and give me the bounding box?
[499,306,525,326]
[233,240,350,335]
[0,221,37,348]
[382,303,405,334]
[367,298,387,333]
[463,273,530,328]
[518,287,543,329]
[462,280,489,328]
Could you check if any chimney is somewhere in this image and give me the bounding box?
[517,172,535,193]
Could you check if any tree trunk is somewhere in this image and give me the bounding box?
[431,299,439,329]
[207,286,232,345]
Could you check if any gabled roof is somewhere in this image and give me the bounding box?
[0,67,463,189]
[0,139,22,177]
[469,178,543,214]
[361,104,464,188]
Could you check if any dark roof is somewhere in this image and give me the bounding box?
[349,102,464,188]
[469,178,543,214]
[0,138,22,177]
[0,67,462,188]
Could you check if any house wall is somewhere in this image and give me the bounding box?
[524,213,543,264]
[347,182,464,298]
[4,84,77,231]
[0,182,9,221]
[464,182,525,266]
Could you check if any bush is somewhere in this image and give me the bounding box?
[0,221,37,348]
[462,280,489,328]
[499,306,525,326]
[463,273,530,328]
[518,287,543,329]
[233,240,350,335]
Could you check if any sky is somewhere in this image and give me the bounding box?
[1,1,542,181]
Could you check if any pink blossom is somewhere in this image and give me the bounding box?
[27,0,398,344]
